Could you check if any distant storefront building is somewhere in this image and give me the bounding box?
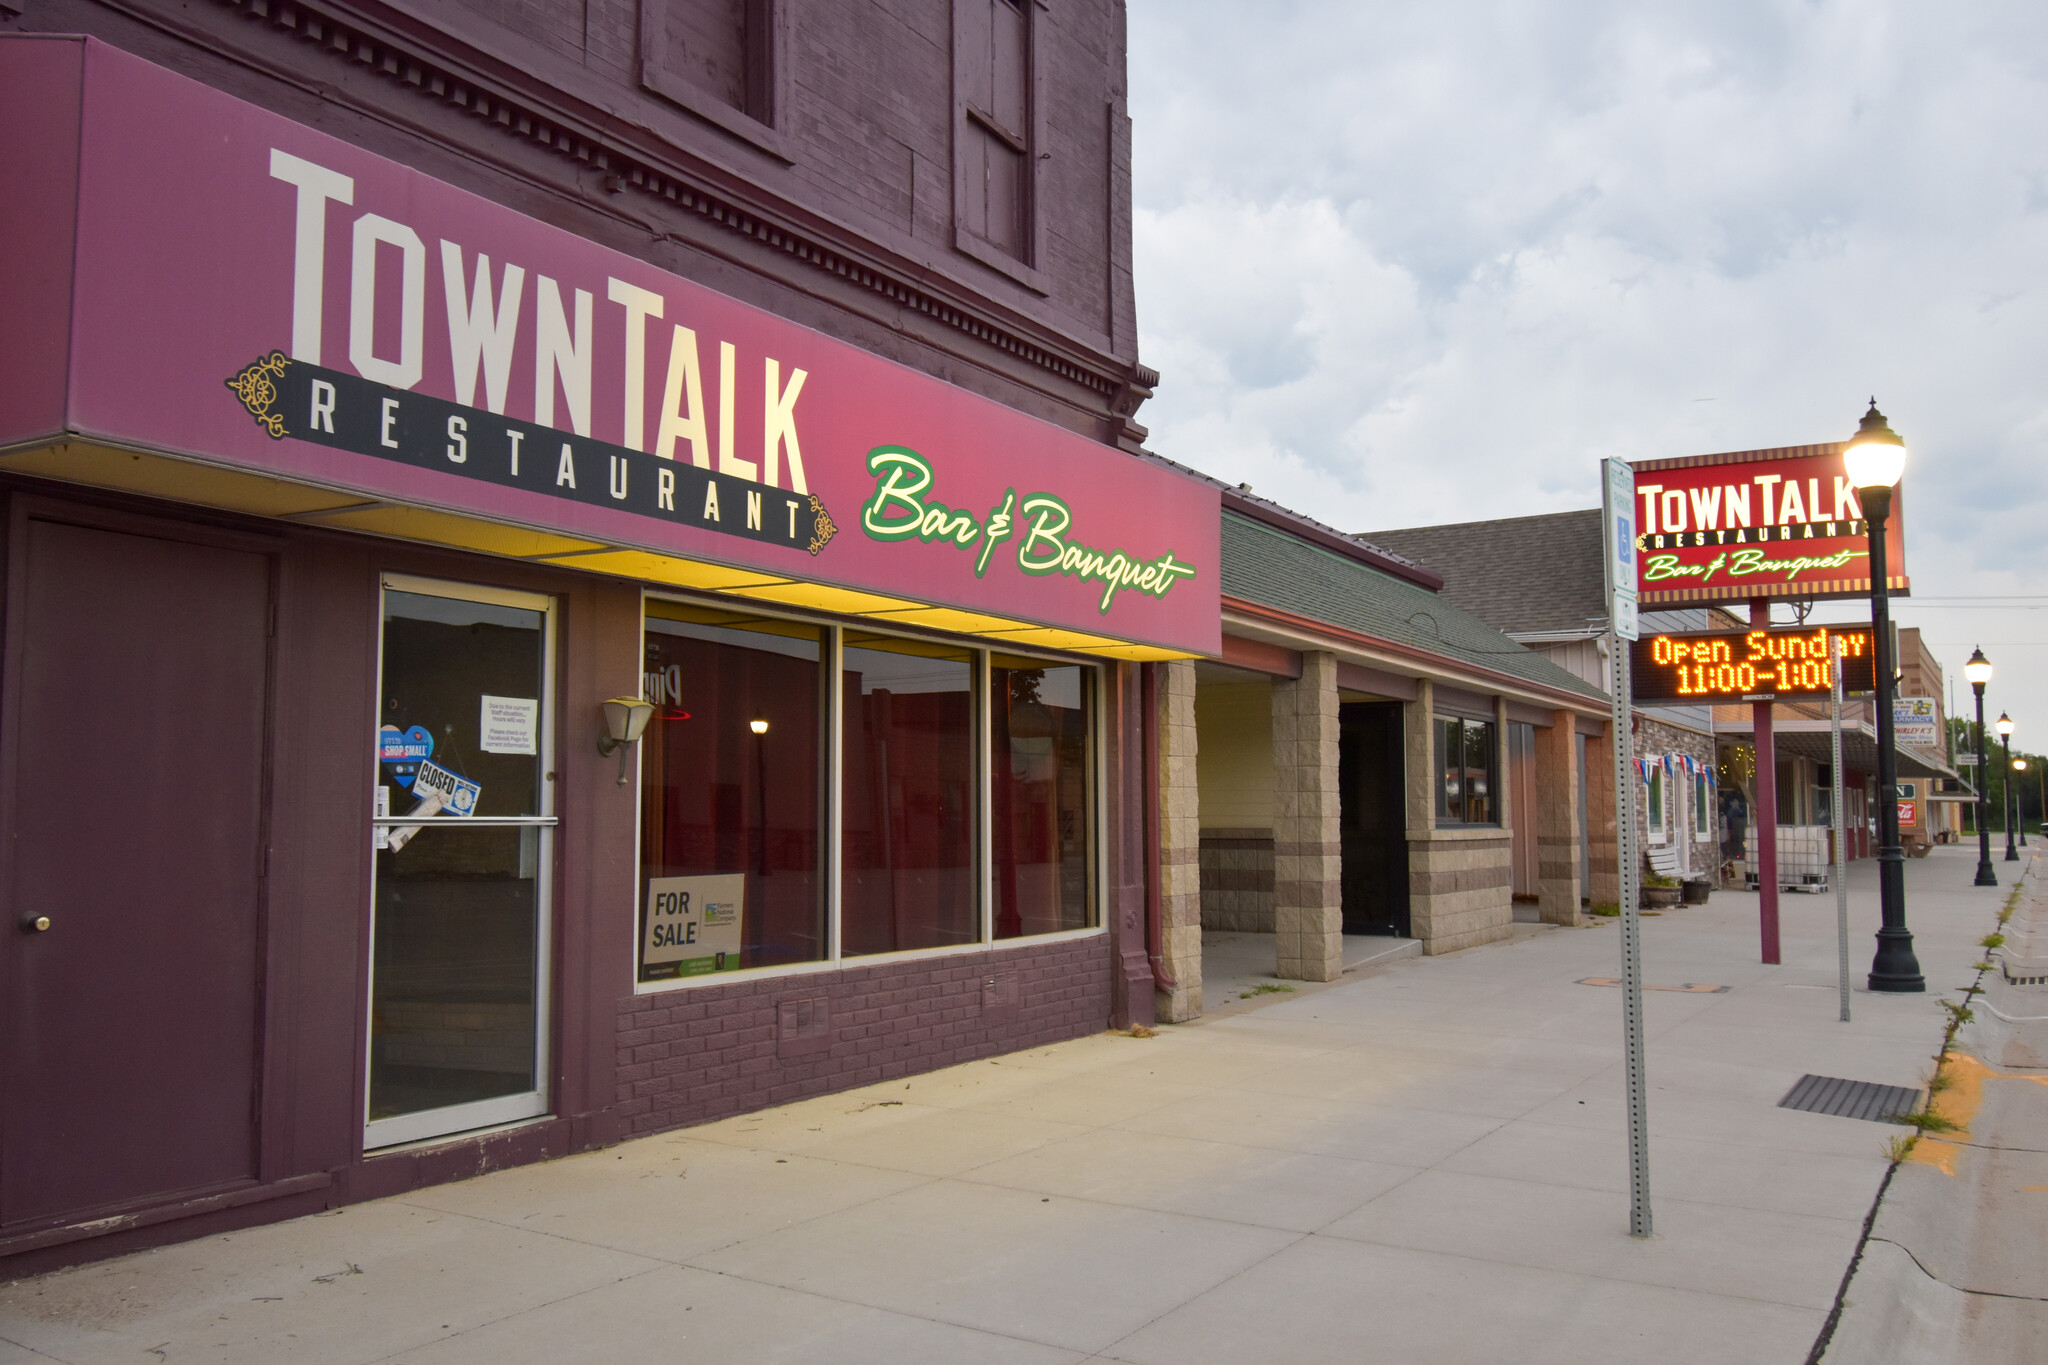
[1366,510,1716,894]
[1142,494,1611,1022]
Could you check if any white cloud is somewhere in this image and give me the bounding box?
[1129,0,2048,726]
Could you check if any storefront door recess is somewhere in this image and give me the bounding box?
[1,515,271,1227]
[1339,702,1410,936]
[366,577,555,1150]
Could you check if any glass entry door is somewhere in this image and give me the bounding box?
[366,576,555,1149]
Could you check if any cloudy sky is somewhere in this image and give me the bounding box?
[1127,0,2048,753]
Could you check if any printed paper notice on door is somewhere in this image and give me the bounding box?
[480,696,540,755]
[641,874,746,981]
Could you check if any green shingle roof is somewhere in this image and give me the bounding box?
[1220,512,1606,703]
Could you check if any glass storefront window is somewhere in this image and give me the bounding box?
[841,632,978,956]
[991,657,1093,939]
[638,603,825,982]
[632,601,1102,988]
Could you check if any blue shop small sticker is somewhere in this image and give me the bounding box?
[378,724,435,788]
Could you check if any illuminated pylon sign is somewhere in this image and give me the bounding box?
[1629,626,1878,705]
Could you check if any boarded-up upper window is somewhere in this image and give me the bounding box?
[957,0,1031,260]
[641,0,786,155]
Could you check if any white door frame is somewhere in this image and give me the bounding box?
[364,573,557,1151]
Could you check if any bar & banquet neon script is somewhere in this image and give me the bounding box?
[1630,626,1877,705]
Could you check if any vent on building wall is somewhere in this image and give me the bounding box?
[777,996,832,1058]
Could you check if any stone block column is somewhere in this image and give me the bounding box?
[1404,679,1436,834]
[1272,651,1342,980]
[1535,710,1584,925]
[1156,659,1203,1021]
[1584,718,1619,910]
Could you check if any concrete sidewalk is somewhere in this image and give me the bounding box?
[1,848,2008,1365]
[1820,849,2048,1364]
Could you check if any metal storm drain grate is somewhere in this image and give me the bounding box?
[1779,1075,1922,1123]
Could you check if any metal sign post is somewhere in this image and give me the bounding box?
[1603,458,1651,1239]
[1831,636,1851,1023]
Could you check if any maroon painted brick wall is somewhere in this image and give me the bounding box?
[617,934,1110,1135]
[10,0,1153,449]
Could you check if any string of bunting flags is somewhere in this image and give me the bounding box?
[1632,753,1715,785]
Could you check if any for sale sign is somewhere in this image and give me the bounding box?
[640,874,745,981]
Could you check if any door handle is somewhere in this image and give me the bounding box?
[19,913,50,933]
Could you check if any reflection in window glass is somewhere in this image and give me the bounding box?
[842,633,976,956]
[1437,718,1463,819]
[638,603,824,981]
[1436,715,1496,825]
[1463,721,1491,823]
[991,658,1092,938]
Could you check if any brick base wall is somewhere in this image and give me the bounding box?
[1199,829,1275,932]
[1408,833,1515,954]
[615,934,1111,1137]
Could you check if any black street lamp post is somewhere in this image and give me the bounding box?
[1844,402,1923,992]
[1966,648,1996,887]
[1997,713,2018,862]
[2018,758,2032,850]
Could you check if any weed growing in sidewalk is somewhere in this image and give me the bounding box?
[1893,1107,1962,1134]
[1588,903,1619,917]
[1240,982,1296,998]
[1894,866,2035,1166]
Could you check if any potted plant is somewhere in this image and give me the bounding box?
[1681,878,1712,904]
[1641,873,1682,908]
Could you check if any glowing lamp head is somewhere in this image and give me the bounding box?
[2016,758,2030,772]
[1964,647,1993,689]
[749,718,770,735]
[1996,712,2014,740]
[1842,400,1907,491]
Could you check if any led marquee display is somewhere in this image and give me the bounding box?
[1630,626,1877,705]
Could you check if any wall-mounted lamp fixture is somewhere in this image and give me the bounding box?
[598,696,655,785]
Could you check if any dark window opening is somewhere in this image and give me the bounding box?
[841,632,979,956]
[991,658,1093,939]
[637,602,825,982]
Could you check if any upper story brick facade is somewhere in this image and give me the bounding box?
[9,0,1154,448]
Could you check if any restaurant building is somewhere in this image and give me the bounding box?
[0,3,1213,1271]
